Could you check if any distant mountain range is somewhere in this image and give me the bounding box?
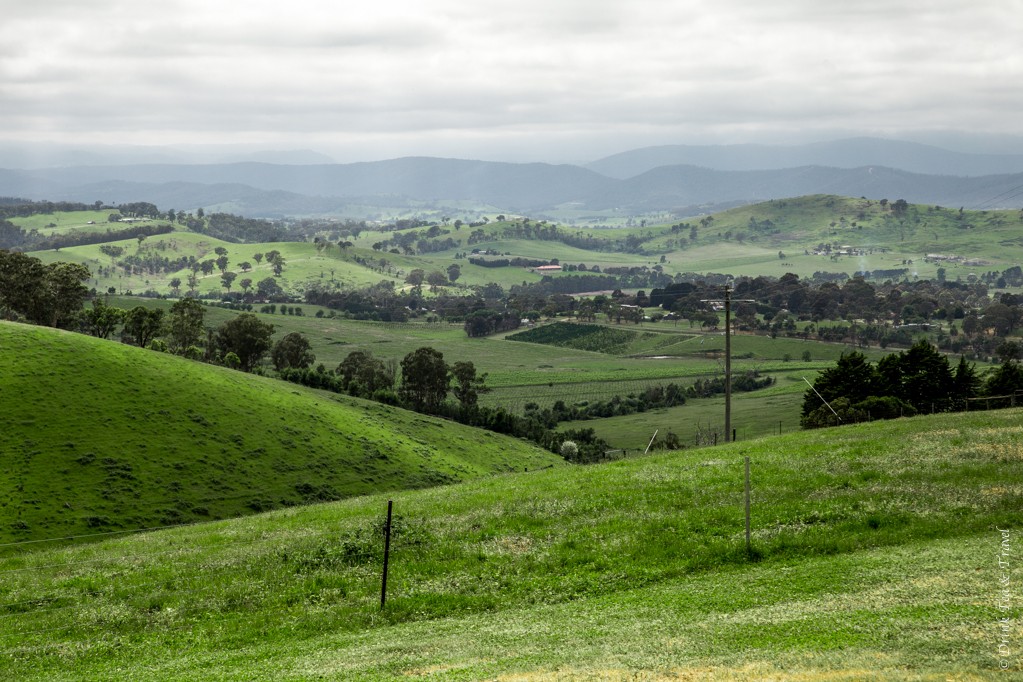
[584,138,1023,178]
[3,138,1023,218]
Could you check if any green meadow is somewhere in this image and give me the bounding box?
[0,322,560,544]
[2,408,1018,679]
[9,210,116,236]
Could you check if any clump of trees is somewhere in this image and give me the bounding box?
[800,340,993,428]
[277,345,611,462]
[215,314,275,372]
[0,251,91,328]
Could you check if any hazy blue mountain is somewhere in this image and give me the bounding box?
[3,153,1022,218]
[2,158,613,212]
[585,138,1023,179]
[581,164,1023,211]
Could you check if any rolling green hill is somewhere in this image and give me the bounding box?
[1,408,1018,679]
[0,321,561,544]
[19,197,1023,299]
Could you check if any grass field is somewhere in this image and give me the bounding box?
[30,233,409,297]
[560,373,810,450]
[9,210,118,235]
[0,322,560,544]
[2,408,1019,679]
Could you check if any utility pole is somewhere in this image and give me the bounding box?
[702,284,754,443]
[725,285,732,441]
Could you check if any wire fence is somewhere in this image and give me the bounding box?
[2,450,751,657]
[0,500,409,656]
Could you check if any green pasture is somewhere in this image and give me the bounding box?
[676,195,1023,275]
[0,322,559,544]
[561,371,812,450]
[30,234,408,297]
[2,408,1019,679]
[8,210,120,235]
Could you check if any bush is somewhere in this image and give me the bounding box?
[853,396,917,420]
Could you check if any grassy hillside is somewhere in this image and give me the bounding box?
[29,232,406,297]
[0,322,561,544]
[2,409,1019,679]
[656,194,1023,280]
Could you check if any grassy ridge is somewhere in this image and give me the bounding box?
[0,322,560,544]
[1,409,1019,679]
[30,232,404,297]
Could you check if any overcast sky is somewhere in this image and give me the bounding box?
[2,0,1022,163]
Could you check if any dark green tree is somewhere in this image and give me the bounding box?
[450,360,490,413]
[80,298,125,339]
[952,355,981,409]
[43,261,91,328]
[220,271,237,292]
[257,277,284,299]
[215,313,274,371]
[983,359,1023,408]
[399,347,449,412]
[123,306,165,348]
[265,250,285,276]
[801,351,878,424]
[0,250,48,322]
[167,297,206,354]
[336,350,392,397]
[271,332,315,372]
[0,255,90,328]
[897,339,955,413]
[426,270,448,291]
[405,269,425,287]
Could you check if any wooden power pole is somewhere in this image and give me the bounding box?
[702,284,754,443]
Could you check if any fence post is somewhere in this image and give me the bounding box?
[744,456,752,556]
[380,499,393,609]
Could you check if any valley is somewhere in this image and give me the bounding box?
[1,190,1021,679]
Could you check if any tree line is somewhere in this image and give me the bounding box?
[799,339,1023,428]
[278,346,612,463]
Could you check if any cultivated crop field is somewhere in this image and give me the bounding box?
[2,409,1018,679]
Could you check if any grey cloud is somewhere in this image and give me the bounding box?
[1,0,1021,158]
